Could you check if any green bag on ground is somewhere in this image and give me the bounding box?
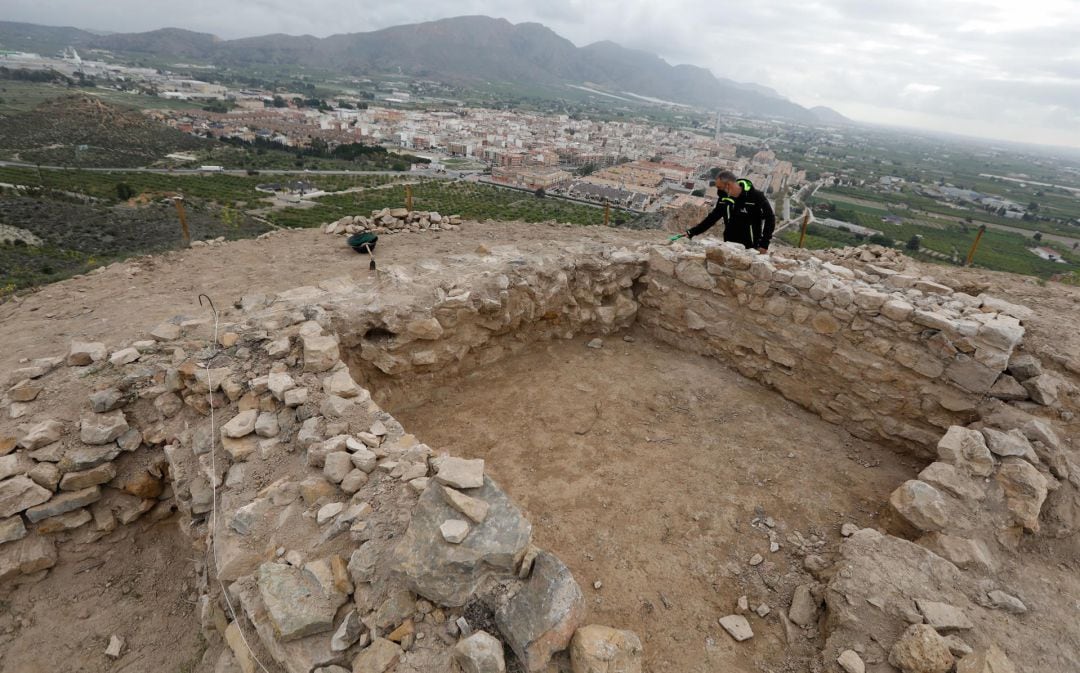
[347,232,378,254]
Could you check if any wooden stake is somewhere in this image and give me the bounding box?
[604,200,610,227]
[797,210,810,248]
[173,197,190,246]
[965,225,987,266]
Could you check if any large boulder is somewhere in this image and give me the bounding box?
[16,420,64,450]
[391,476,531,606]
[0,534,57,582]
[303,335,340,373]
[995,458,1048,532]
[496,551,585,672]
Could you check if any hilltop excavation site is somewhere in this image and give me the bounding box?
[1,214,1078,673]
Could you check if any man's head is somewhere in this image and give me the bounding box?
[713,170,740,196]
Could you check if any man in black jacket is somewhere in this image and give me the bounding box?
[683,171,775,252]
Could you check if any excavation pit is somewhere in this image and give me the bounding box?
[2,231,1077,673]
[384,331,917,671]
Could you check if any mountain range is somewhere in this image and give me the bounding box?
[0,16,848,124]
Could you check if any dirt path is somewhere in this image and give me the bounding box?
[0,222,658,375]
[391,332,917,673]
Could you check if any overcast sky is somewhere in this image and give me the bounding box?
[6,0,1080,148]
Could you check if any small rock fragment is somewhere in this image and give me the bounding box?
[440,519,469,544]
[718,615,753,642]
[105,635,124,659]
[837,649,865,673]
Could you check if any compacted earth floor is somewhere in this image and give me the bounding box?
[0,517,205,673]
[391,330,919,673]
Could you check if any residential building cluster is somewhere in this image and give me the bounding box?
[152,103,804,212]
[2,49,806,214]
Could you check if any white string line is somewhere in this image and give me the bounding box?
[198,295,274,673]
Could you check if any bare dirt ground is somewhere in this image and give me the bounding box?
[0,517,205,673]
[390,331,918,673]
[0,222,657,376]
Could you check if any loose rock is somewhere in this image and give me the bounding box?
[888,624,954,673]
[837,649,865,673]
[454,630,506,673]
[440,519,470,544]
[569,624,643,673]
[718,615,753,642]
[435,457,485,489]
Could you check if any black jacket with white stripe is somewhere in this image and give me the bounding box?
[687,179,776,249]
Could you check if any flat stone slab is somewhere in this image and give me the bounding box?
[434,457,485,489]
[0,534,57,582]
[0,476,53,519]
[80,410,129,445]
[916,599,974,631]
[257,561,345,642]
[719,614,753,642]
[25,486,101,523]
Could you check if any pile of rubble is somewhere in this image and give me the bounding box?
[323,210,463,237]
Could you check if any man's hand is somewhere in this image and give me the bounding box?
[756,247,768,254]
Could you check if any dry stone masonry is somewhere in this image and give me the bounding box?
[2,230,1076,673]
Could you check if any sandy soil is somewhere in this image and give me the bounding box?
[0,517,205,673]
[391,331,918,673]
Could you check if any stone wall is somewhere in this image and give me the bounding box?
[636,240,1034,456]
[329,243,645,399]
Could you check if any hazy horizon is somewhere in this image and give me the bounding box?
[3,1,1079,151]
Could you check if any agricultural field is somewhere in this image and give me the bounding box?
[0,169,622,296]
[781,211,1080,279]
[263,179,611,229]
[0,167,406,204]
[0,195,270,295]
[0,80,203,115]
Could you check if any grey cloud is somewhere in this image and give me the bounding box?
[2,0,1078,146]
